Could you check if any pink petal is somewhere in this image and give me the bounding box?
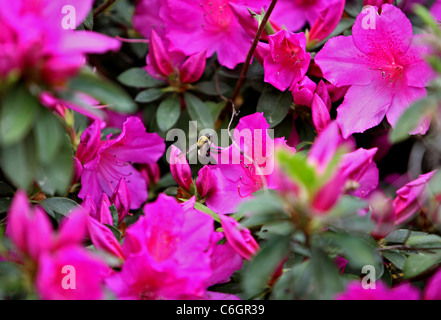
[336,81,393,138]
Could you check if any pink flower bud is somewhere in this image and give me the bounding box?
[229,2,261,39]
[312,173,346,213]
[394,171,437,225]
[170,145,193,191]
[98,194,114,226]
[219,214,259,261]
[308,0,346,44]
[6,191,52,261]
[87,216,125,260]
[145,30,174,80]
[72,157,83,184]
[111,178,132,224]
[311,93,331,133]
[196,165,215,199]
[179,50,207,84]
[291,76,317,107]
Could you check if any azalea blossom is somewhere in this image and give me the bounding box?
[0,0,120,85]
[106,195,228,300]
[76,117,165,210]
[160,0,268,69]
[263,30,311,91]
[315,4,436,138]
[5,191,110,300]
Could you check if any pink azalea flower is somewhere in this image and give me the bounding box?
[393,170,437,225]
[35,246,111,300]
[5,191,111,299]
[76,117,165,210]
[263,30,311,91]
[336,281,420,300]
[0,0,120,85]
[106,195,214,299]
[160,0,268,69]
[315,4,436,138]
[203,113,293,214]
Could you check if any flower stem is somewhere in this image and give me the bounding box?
[220,0,278,118]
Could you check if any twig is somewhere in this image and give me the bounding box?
[220,0,278,118]
[377,245,441,253]
[93,0,116,18]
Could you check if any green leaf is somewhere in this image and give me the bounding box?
[0,198,11,214]
[239,193,290,228]
[243,235,291,297]
[206,101,226,121]
[194,81,231,96]
[389,96,438,143]
[135,88,164,103]
[184,200,220,223]
[104,224,122,241]
[0,261,27,299]
[309,246,346,299]
[414,4,441,37]
[34,109,64,165]
[39,197,81,221]
[405,234,441,248]
[35,134,73,195]
[382,251,407,270]
[276,149,317,194]
[82,10,93,30]
[183,92,214,130]
[0,85,40,146]
[117,68,166,88]
[322,232,382,271]
[68,70,136,113]
[403,252,441,279]
[384,229,427,245]
[0,134,37,190]
[109,204,119,229]
[257,86,292,128]
[156,96,181,131]
[0,182,14,197]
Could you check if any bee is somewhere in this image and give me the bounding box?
[178,134,215,158]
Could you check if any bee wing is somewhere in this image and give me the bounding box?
[185,143,198,155]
